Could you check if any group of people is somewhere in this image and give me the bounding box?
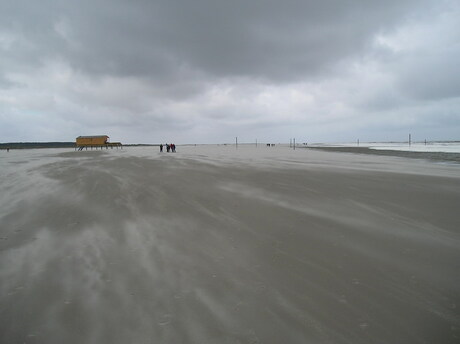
[159,143,176,153]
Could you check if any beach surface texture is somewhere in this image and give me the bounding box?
[1,145,459,343]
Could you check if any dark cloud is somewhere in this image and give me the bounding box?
[1,0,425,82]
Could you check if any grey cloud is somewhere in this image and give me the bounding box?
[1,0,458,143]
[2,0,425,83]
[398,53,460,101]
[0,75,21,89]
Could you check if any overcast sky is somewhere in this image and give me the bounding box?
[1,0,459,144]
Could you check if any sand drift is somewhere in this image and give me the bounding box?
[1,145,459,343]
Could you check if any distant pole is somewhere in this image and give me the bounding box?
[425,139,427,146]
[357,139,360,146]
[293,138,296,150]
[236,136,238,148]
[290,138,292,148]
[409,134,411,146]
[256,139,257,147]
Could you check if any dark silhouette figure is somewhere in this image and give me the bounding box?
[166,144,170,153]
[160,144,163,152]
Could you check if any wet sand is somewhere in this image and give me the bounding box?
[1,146,459,343]
[308,146,460,164]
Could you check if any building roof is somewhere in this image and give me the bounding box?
[76,135,109,139]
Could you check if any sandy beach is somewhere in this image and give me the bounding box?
[1,145,459,344]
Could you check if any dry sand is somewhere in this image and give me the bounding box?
[1,145,459,343]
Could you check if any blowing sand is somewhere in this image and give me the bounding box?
[1,145,459,343]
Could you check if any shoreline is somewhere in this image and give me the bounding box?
[306,146,460,163]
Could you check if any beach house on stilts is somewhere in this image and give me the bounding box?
[76,135,122,150]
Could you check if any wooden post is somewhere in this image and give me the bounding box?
[236,137,238,148]
[293,138,296,150]
[409,134,411,146]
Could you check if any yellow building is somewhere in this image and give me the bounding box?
[76,135,109,146]
[76,135,122,150]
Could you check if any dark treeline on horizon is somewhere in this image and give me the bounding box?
[0,142,75,149]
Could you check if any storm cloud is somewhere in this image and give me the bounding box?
[1,0,459,143]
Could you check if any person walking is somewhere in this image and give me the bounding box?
[159,144,163,152]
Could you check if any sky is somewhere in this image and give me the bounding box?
[1,0,459,144]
